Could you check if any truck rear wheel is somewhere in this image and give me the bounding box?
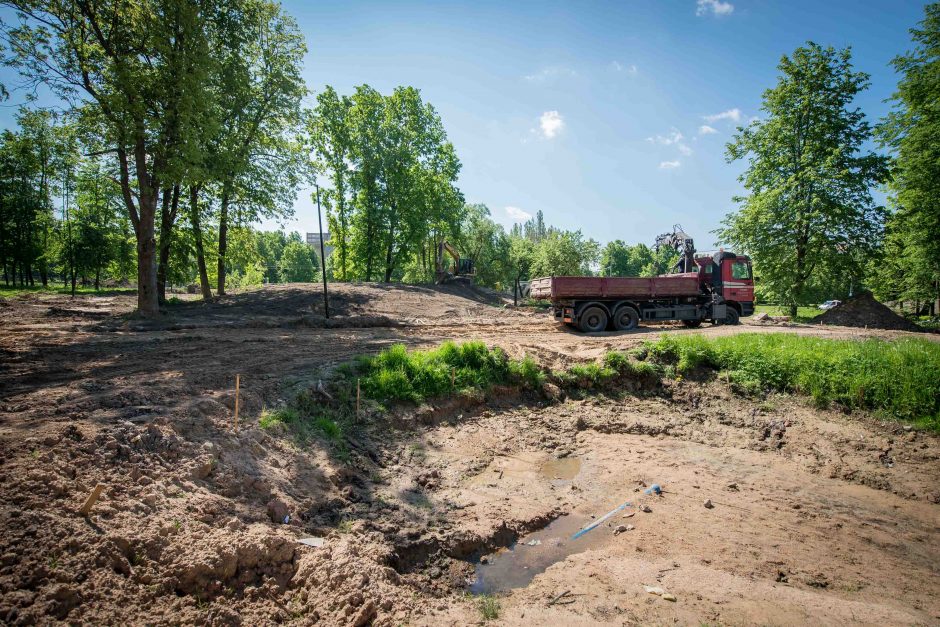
[682,319,702,328]
[579,306,608,333]
[612,306,639,331]
[725,308,740,325]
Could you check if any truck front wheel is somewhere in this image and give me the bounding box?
[682,319,702,328]
[612,306,639,331]
[579,306,608,333]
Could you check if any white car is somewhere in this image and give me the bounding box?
[818,300,841,310]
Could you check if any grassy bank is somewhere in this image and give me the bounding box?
[753,304,822,322]
[644,333,940,430]
[351,341,544,403]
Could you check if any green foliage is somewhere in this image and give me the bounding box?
[718,42,890,316]
[278,240,318,282]
[600,241,678,277]
[644,333,940,429]
[477,595,500,621]
[875,3,940,310]
[354,341,544,403]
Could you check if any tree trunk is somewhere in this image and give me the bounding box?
[189,185,212,300]
[216,182,231,296]
[157,185,180,304]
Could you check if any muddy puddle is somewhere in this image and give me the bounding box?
[468,510,618,595]
[538,456,582,480]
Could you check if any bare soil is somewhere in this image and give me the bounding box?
[817,292,925,333]
[0,283,938,626]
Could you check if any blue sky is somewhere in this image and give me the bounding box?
[1,1,930,250]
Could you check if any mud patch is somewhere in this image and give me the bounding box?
[468,513,612,594]
[538,456,582,480]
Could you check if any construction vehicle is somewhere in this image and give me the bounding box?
[435,241,475,284]
[529,226,754,333]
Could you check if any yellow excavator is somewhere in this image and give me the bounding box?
[435,241,475,284]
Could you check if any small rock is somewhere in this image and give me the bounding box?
[428,566,442,579]
[480,556,489,564]
[613,525,628,535]
[266,499,290,524]
[640,505,652,513]
[644,585,664,596]
[525,539,541,546]
[703,499,714,509]
[662,593,677,602]
[622,512,635,518]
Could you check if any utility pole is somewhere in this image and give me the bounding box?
[315,183,329,318]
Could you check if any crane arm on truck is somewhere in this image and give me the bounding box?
[654,225,697,274]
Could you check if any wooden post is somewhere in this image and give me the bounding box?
[451,368,456,389]
[80,484,105,517]
[356,379,360,419]
[234,374,240,432]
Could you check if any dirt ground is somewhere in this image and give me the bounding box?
[0,283,938,626]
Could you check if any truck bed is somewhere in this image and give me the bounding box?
[530,274,701,300]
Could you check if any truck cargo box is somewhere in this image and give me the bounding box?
[530,274,701,301]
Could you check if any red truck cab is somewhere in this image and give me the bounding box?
[695,252,755,318]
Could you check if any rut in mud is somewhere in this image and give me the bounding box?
[1,285,938,626]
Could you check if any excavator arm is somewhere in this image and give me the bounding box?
[654,224,697,274]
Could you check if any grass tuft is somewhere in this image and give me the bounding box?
[477,594,500,621]
[353,341,545,403]
[643,333,940,430]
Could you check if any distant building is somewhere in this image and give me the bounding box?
[306,232,334,263]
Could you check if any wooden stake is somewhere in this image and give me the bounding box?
[234,374,240,432]
[356,379,361,419]
[80,483,105,517]
[451,368,456,389]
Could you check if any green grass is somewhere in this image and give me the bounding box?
[555,350,661,388]
[754,304,823,322]
[477,594,500,621]
[352,341,545,403]
[258,404,347,456]
[644,333,940,430]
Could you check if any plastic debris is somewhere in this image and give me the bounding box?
[645,586,665,595]
[572,500,632,539]
[298,537,325,547]
[525,539,542,546]
[644,483,662,496]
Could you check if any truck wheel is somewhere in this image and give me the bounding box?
[579,306,608,333]
[725,308,740,325]
[612,306,639,331]
[682,319,702,328]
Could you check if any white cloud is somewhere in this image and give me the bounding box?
[704,108,742,123]
[698,124,718,135]
[647,128,684,145]
[696,0,734,17]
[610,61,638,75]
[678,143,693,156]
[659,160,681,169]
[539,110,564,138]
[505,206,532,222]
[524,66,577,82]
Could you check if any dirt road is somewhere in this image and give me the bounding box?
[0,284,937,625]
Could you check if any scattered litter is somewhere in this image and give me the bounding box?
[525,539,542,546]
[645,585,665,595]
[298,537,325,547]
[703,499,714,509]
[662,593,677,602]
[548,590,571,606]
[572,500,632,539]
[640,504,652,513]
[622,512,635,518]
[613,524,634,535]
[644,483,662,496]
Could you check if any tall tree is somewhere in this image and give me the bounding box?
[718,42,889,316]
[2,0,216,316]
[876,3,940,313]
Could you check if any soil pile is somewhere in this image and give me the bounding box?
[817,292,922,332]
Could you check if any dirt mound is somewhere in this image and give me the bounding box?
[817,292,922,332]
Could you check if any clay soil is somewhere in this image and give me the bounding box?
[0,283,938,626]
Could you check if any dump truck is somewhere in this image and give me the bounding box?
[530,250,755,333]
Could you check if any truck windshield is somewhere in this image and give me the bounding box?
[731,261,752,280]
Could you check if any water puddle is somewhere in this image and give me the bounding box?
[467,512,615,594]
[538,456,582,480]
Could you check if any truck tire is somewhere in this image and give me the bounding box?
[682,319,702,328]
[725,308,740,325]
[579,306,608,333]
[612,306,639,331]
